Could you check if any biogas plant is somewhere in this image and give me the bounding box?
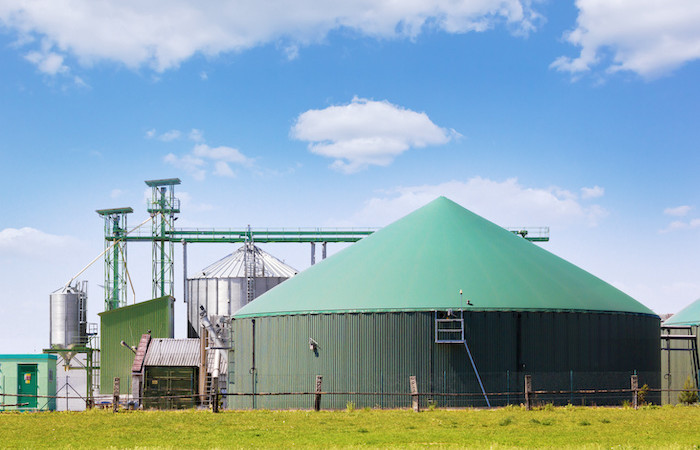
[2,178,698,411]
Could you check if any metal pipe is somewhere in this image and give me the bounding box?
[199,306,225,387]
[182,240,187,304]
[120,341,137,354]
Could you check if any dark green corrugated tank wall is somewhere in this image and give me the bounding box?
[660,325,700,405]
[228,311,660,409]
[99,296,175,395]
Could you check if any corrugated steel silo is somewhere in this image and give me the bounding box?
[49,282,87,348]
[228,197,660,409]
[187,244,297,337]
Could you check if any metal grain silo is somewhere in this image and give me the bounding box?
[228,197,660,409]
[49,281,87,348]
[187,244,297,337]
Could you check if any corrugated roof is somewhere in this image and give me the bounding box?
[143,338,226,374]
[234,196,656,318]
[664,298,700,326]
[191,244,297,279]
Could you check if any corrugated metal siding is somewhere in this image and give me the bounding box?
[660,325,700,405]
[99,296,174,395]
[143,338,227,374]
[228,311,660,409]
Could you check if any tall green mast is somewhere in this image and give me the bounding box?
[145,178,181,299]
[96,207,133,310]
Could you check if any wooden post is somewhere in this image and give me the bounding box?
[113,377,120,413]
[213,387,219,413]
[524,375,532,411]
[410,376,420,412]
[631,375,638,409]
[314,375,323,411]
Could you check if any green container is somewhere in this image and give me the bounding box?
[99,296,174,394]
[0,354,57,411]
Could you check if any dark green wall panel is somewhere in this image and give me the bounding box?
[228,311,660,409]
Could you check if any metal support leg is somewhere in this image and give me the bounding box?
[464,341,491,407]
[322,242,327,260]
[311,242,316,265]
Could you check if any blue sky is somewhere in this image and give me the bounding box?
[1,1,699,353]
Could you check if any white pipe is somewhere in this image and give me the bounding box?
[64,216,153,289]
[199,306,225,381]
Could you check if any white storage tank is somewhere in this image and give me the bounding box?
[49,281,87,348]
[187,244,297,337]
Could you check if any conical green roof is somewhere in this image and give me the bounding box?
[234,197,656,318]
[664,298,700,326]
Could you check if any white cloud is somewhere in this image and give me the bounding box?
[189,129,204,142]
[213,161,236,178]
[0,1,541,73]
[164,152,206,181]
[580,185,604,199]
[25,49,68,75]
[159,130,182,142]
[342,177,608,227]
[193,143,252,166]
[163,133,253,180]
[664,205,692,217]
[660,218,700,234]
[110,188,124,199]
[145,128,156,139]
[292,97,457,173]
[199,71,208,80]
[552,0,700,78]
[0,227,78,258]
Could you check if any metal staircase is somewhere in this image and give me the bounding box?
[434,310,491,407]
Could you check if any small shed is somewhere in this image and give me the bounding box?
[0,354,57,411]
[133,338,226,409]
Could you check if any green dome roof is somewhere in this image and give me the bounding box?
[664,298,700,326]
[234,197,656,318]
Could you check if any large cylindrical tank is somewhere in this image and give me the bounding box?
[228,198,661,409]
[187,245,297,337]
[50,282,87,348]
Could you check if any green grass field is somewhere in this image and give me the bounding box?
[1,405,699,448]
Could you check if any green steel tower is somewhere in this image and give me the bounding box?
[96,207,133,310]
[146,178,181,299]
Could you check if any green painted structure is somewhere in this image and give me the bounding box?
[0,354,57,411]
[661,299,700,405]
[229,197,660,409]
[99,296,174,395]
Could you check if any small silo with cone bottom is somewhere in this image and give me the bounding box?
[187,244,297,337]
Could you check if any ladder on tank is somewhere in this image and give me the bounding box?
[244,228,256,304]
[435,310,491,407]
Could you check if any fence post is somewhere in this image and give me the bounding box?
[113,377,120,413]
[631,375,638,409]
[524,375,532,411]
[213,388,219,414]
[410,376,420,412]
[314,375,323,412]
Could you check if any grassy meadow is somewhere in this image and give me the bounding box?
[1,404,699,448]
